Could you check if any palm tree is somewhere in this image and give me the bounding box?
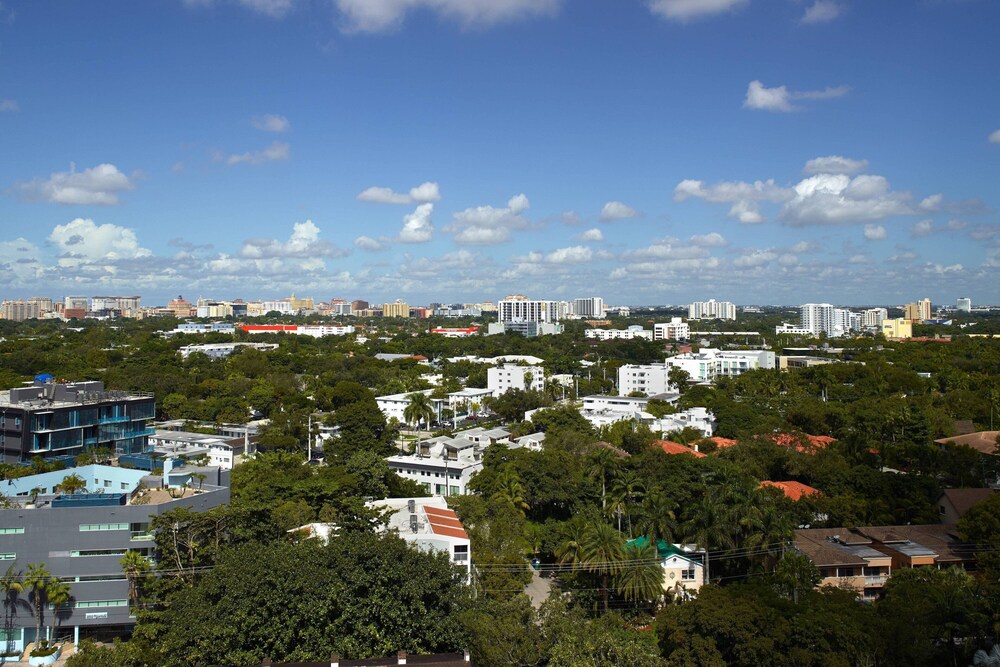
[635,490,678,545]
[616,540,664,611]
[492,470,529,516]
[120,551,150,612]
[56,473,86,495]
[682,496,736,585]
[45,580,71,640]
[588,447,620,511]
[1,565,27,656]
[24,563,52,647]
[403,392,434,432]
[555,518,587,566]
[581,522,625,614]
[610,469,645,536]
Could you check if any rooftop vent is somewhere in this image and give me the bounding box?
[409,514,419,534]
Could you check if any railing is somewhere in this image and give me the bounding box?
[865,575,888,586]
[98,415,129,424]
[130,531,155,541]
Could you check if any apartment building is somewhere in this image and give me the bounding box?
[653,317,690,341]
[585,326,652,341]
[487,364,544,395]
[369,497,472,582]
[573,297,606,319]
[386,438,482,496]
[664,349,776,382]
[688,300,736,321]
[0,464,229,649]
[497,296,560,323]
[241,324,355,338]
[383,300,410,318]
[0,300,42,321]
[904,298,933,322]
[0,380,155,464]
[618,363,676,396]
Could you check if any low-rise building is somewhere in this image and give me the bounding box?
[881,318,913,340]
[664,348,775,382]
[585,326,653,341]
[375,390,437,425]
[653,317,690,341]
[386,440,482,497]
[487,364,544,396]
[369,497,472,582]
[618,363,676,396]
[147,429,245,469]
[626,537,706,599]
[177,342,278,359]
[430,326,479,337]
[241,324,355,338]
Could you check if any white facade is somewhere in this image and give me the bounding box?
[652,406,715,437]
[242,324,355,337]
[497,297,560,323]
[800,303,859,338]
[956,297,972,313]
[386,443,482,497]
[653,317,690,341]
[487,364,544,396]
[861,308,888,330]
[148,430,240,470]
[688,300,736,320]
[261,300,294,314]
[665,348,776,382]
[776,323,813,335]
[369,497,472,581]
[585,326,652,341]
[618,364,675,396]
[330,301,353,316]
[178,342,277,359]
[574,297,606,318]
[375,389,436,424]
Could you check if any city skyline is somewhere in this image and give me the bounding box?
[1,1,999,304]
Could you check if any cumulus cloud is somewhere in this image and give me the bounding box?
[239,220,346,259]
[804,156,868,175]
[580,228,604,242]
[864,224,887,240]
[626,238,710,261]
[801,0,841,24]
[989,129,1000,144]
[689,232,728,247]
[0,100,17,112]
[911,219,934,237]
[743,80,849,112]
[781,174,913,226]
[398,203,435,243]
[224,141,290,165]
[790,241,817,253]
[546,246,593,264]
[0,237,43,280]
[357,181,440,205]
[335,0,560,32]
[734,249,778,268]
[12,163,136,205]
[647,0,747,22]
[674,178,789,223]
[354,235,385,251]
[48,218,151,267]
[251,114,290,132]
[600,201,638,221]
[446,193,531,245]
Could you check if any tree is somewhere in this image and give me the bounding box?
[403,391,435,431]
[1,565,27,656]
[492,469,530,516]
[121,551,151,611]
[46,579,72,638]
[616,540,664,611]
[668,367,691,395]
[56,473,87,495]
[24,563,52,646]
[581,522,625,614]
[589,447,621,512]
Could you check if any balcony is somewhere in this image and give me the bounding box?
[865,575,888,586]
[130,531,155,541]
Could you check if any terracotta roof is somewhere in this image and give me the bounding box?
[939,488,996,518]
[708,437,738,449]
[653,440,706,458]
[423,505,469,539]
[760,480,822,501]
[767,432,836,453]
[934,431,1000,456]
[593,441,631,458]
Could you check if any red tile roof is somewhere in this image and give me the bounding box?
[653,440,706,458]
[761,480,822,501]
[934,431,1000,456]
[767,432,836,453]
[423,505,469,539]
[708,437,738,449]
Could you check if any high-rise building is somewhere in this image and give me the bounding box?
[653,317,690,341]
[688,300,736,321]
[956,297,972,313]
[574,297,606,319]
[383,300,410,318]
[0,300,42,321]
[64,296,89,311]
[351,299,369,312]
[904,298,932,322]
[498,296,560,323]
[861,308,888,330]
[800,303,859,338]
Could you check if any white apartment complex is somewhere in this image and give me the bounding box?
[574,297,606,319]
[386,436,483,496]
[585,326,653,341]
[653,317,690,341]
[688,300,736,321]
[665,348,776,382]
[800,303,860,338]
[861,308,888,331]
[618,364,677,396]
[487,364,545,395]
[498,295,560,323]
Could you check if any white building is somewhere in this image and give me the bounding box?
[369,497,471,581]
[652,406,715,437]
[618,363,676,396]
[147,430,243,470]
[511,432,546,451]
[585,326,652,341]
[178,342,278,359]
[386,439,482,496]
[776,323,813,336]
[241,324,355,338]
[498,296,560,323]
[665,348,776,382]
[487,364,545,396]
[163,322,236,336]
[330,300,353,316]
[956,297,972,313]
[688,300,736,321]
[800,303,859,338]
[574,297,606,319]
[376,389,437,425]
[653,317,690,341]
[261,299,294,314]
[573,395,712,437]
[861,308,888,331]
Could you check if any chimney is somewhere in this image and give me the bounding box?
[397,651,407,665]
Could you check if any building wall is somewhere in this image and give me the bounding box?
[487,365,544,395]
[618,364,672,396]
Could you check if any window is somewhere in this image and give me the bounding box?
[0,554,15,561]
[121,482,129,490]
[681,569,696,581]
[80,523,128,532]
[70,600,128,609]
[71,549,127,558]
[0,528,25,535]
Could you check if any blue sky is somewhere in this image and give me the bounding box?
[1,0,998,307]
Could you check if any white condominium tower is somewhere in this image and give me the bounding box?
[498,295,560,323]
[688,299,736,320]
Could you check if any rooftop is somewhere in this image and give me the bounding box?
[653,440,706,458]
[761,480,822,501]
[934,431,1000,456]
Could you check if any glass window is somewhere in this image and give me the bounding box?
[681,569,696,580]
[80,523,128,532]
[0,554,15,560]
[71,549,127,557]
[0,528,25,535]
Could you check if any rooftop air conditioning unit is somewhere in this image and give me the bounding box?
[409,514,419,533]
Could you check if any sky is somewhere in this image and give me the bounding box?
[1,0,999,307]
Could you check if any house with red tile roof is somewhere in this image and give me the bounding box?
[761,480,822,501]
[765,432,836,454]
[653,440,706,458]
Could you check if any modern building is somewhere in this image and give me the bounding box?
[487,364,544,396]
[573,297,606,319]
[0,463,229,649]
[241,324,355,338]
[485,321,563,337]
[904,298,933,322]
[0,380,155,464]
[956,297,972,313]
[861,308,888,331]
[369,497,472,582]
[162,322,236,336]
[800,303,859,338]
[386,439,482,497]
[375,390,437,425]
[664,349,776,383]
[653,318,690,341]
[330,299,354,316]
[618,364,676,396]
[585,326,652,341]
[497,296,560,324]
[177,342,278,359]
[147,429,245,469]
[688,300,736,321]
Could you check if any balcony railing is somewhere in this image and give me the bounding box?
[865,575,888,586]
[130,531,155,541]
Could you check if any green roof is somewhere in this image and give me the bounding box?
[626,536,702,563]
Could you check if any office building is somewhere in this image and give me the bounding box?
[0,380,155,464]
[574,297,606,319]
[956,297,972,313]
[688,300,736,321]
[383,300,410,318]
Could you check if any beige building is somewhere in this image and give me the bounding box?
[904,298,932,322]
[882,318,913,339]
[383,300,410,318]
[0,300,42,321]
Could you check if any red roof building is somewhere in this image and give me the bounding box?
[653,440,706,458]
[761,480,822,501]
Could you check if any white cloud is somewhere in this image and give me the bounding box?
[354,235,385,251]
[580,228,604,242]
[251,114,290,133]
[743,80,849,112]
[781,173,913,225]
[12,163,136,206]
[790,240,817,253]
[399,203,435,243]
[48,218,151,266]
[734,249,778,268]
[357,181,440,205]
[778,253,799,266]
[239,220,346,259]
[184,0,297,18]
[546,246,593,264]
[674,178,789,223]
[447,193,530,245]
[0,100,17,112]
[224,141,290,165]
[689,232,728,247]
[801,0,841,24]
[911,219,934,237]
[600,201,638,221]
[335,0,560,33]
[848,254,870,264]
[864,224,887,240]
[0,237,43,280]
[988,129,1000,144]
[804,156,868,175]
[647,0,747,22]
[626,238,710,261]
